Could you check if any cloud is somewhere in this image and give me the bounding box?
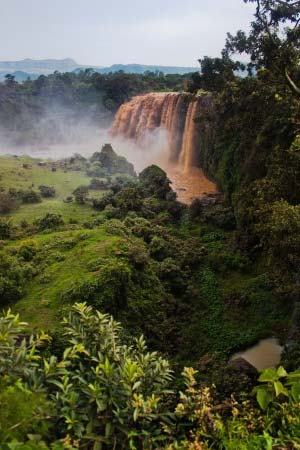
[0,0,255,66]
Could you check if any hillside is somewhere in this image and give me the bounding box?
[0,58,198,81]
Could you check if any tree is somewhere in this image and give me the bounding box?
[73,185,89,204]
[115,187,143,213]
[4,74,17,88]
[188,56,243,93]
[139,165,173,200]
[225,0,300,95]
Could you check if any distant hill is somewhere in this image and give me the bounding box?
[0,58,81,75]
[0,59,199,82]
[0,70,41,82]
[94,64,198,75]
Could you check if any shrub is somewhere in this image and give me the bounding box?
[0,381,50,444]
[0,219,11,239]
[149,236,169,261]
[115,187,143,213]
[89,177,107,190]
[0,191,18,213]
[0,305,172,448]
[72,185,89,204]
[127,242,149,268]
[204,204,236,230]
[139,165,173,200]
[86,161,107,177]
[62,260,131,314]
[92,191,115,210]
[189,198,203,219]
[0,251,35,304]
[17,239,39,261]
[38,185,56,198]
[36,213,64,231]
[19,189,42,204]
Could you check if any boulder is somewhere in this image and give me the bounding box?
[229,357,258,377]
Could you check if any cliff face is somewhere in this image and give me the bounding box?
[110,92,215,174]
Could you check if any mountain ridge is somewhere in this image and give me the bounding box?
[0,58,199,81]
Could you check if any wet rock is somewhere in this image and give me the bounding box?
[199,193,223,207]
[229,357,258,377]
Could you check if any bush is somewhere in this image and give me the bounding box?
[127,242,149,268]
[38,185,56,198]
[36,213,64,231]
[61,260,131,315]
[89,177,108,190]
[72,185,89,204]
[92,191,115,210]
[189,198,203,219]
[0,251,35,304]
[149,236,169,261]
[86,161,107,177]
[139,165,173,200]
[0,305,172,448]
[0,382,50,444]
[0,219,11,239]
[0,191,18,213]
[17,239,39,261]
[204,204,236,230]
[19,189,42,204]
[115,187,143,213]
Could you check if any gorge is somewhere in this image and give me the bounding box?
[110,92,217,203]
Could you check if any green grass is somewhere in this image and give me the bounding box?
[0,155,106,224]
[0,155,91,195]
[12,227,121,329]
[8,199,99,225]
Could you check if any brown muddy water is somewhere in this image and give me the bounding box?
[166,165,217,204]
[231,338,283,371]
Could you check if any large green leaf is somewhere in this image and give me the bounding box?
[291,382,300,401]
[276,366,287,378]
[258,368,278,382]
[274,380,288,397]
[256,387,274,410]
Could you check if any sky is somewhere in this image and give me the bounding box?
[0,0,255,67]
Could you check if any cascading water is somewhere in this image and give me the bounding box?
[110,92,217,203]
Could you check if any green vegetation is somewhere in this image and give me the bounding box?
[0,156,289,364]
[0,305,300,449]
[1,0,300,447]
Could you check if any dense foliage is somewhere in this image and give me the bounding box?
[1,305,300,449]
[187,0,300,296]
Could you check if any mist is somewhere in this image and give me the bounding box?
[0,103,171,175]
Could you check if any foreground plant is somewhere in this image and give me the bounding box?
[0,304,173,449]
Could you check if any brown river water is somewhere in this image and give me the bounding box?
[166,165,217,204]
[231,338,283,371]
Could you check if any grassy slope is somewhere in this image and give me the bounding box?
[0,155,104,224]
[12,228,120,329]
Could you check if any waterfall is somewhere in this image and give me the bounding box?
[179,99,201,171]
[110,92,202,170]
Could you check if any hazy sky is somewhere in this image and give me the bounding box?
[0,0,255,67]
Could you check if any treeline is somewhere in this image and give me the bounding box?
[0,70,185,146]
